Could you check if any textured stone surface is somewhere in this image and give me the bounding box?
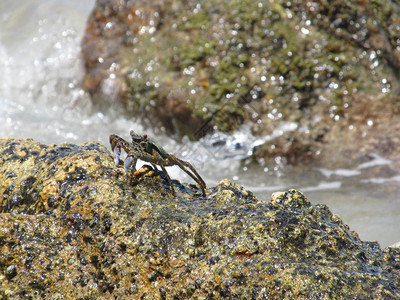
[0,138,399,298]
[81,0,400,167]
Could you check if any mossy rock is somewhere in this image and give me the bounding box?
[81,0,400,166]
[1,138,400,298]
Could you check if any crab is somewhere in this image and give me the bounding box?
[109,131,206,196]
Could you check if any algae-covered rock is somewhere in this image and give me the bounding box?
[81,0,400,166]
[1,138,400,298]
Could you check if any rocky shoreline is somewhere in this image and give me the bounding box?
[1,138,399,298]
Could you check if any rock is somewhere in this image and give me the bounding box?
[81,0,400,167]
[0,138,399,298]
[5,265,17,280]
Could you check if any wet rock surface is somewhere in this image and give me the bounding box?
[81,0,400,167]
[1,138,400,298]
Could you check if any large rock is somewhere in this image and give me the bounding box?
[81,0,400,166]
[0,138,399,298]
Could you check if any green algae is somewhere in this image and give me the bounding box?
[100,0,397,134]
[80,0,400,164]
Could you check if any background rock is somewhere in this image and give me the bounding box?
[81,0,400,166]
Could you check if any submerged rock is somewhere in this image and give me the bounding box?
[0,138,399,298]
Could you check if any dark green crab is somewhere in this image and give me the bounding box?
[110,131,206,196]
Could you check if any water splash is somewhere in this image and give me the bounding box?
[186,121,298,161]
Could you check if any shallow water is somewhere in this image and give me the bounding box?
[0,0,399,247]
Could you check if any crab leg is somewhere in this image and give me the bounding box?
[139,149,206,196]
[168,156,206,196]
[133,150,176,195]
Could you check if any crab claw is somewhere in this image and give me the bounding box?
[124,154,134,172]
[113,143,121,166]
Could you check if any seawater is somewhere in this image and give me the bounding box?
[0,0,399,247]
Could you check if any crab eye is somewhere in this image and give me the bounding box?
[143,134,148,140]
